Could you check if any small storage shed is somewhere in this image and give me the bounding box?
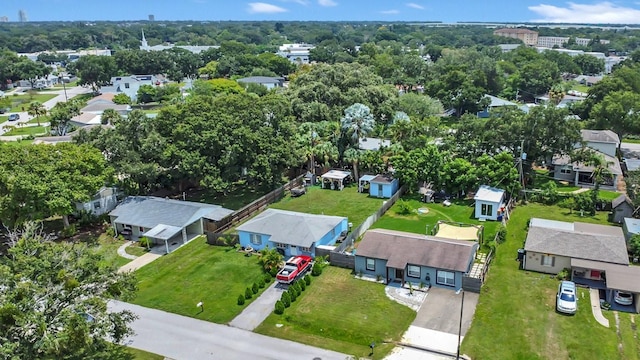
[474,185,506,221]
[369,175,399,198]
[611,195,634,224]
[358,174,376,193]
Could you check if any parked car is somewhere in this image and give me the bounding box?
[556,281,577,315]
[8,114,20,121]
[614,291,633,306]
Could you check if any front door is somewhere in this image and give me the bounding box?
[395,268,404,282]
[378,184,384,197]
[290,246,298,256]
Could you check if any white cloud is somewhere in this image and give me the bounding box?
[380,9,400,14]
[529,2,640,24]
[406,2,424,10]
[318,0,337,7]
[281,0,309,5]
[247,2,288,13]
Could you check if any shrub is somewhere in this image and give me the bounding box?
[395,199,413,215]
[630,234,640,259]
[269,267,279,277]
[304,275,311,285]
[139,236,151,248]
[496,225,507,244]
[60,224,77,238]
[252,283,259,294]
[556,268,570,280]
[289,289,297,302]
[312,262,323,276]
[299,279,306,291]
[281,291,291,307]
[264,274,272,283]
[117,235,126,242]
[258,278,265,288]
[274,300,285,315]
[237,294,245,305]
[294,283,301,296]
[244,287,252,300]
[105,227,115,237]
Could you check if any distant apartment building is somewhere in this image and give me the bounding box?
[276,43,315,64]
[0,16,8,22]
[493,28,538,46]
[537,36,569,48]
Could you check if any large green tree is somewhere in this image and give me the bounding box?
[0,223,137,360]
[73,55,117,94]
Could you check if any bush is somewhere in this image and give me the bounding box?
[312,261,323,276]
[269,267,279,277]
[244,287,252,300]
[105,227,116,237]
[60,224,77,238]
[289,289,297,302]
[556,268,570,280]
[258,278,265,288]
[264,274,272,283]
[237,294,245,305]
[274,300,285,315]
[252,283,259,294]
[293,283,301,296]
[304,275,311,285]
[629,234,640,259]
[299,279,306,291]
[139,236,151,248]
[496,225,507,244]
[281,291,291,307]
[395,199,413,215]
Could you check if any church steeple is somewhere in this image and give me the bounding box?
[141,29,148,49]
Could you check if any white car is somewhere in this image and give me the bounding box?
[614,291,633,306]
[556,281,577,315]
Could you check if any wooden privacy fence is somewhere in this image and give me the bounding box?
[208,175,304,235]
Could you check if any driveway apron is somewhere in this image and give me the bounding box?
[229,282,288,331]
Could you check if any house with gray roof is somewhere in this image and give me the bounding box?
[354,229,478,291]
[523,218,639,313]
[237,76,284,90]
[236,208,348,258]
[109,196,233,253]
[477,94,519,118]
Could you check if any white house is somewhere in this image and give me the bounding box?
[237,76,284,90]
[76,186,121,216]
[101,75,158,102]
[276,43,314,64]
[474,185,506,221]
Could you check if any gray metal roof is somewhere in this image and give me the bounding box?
[623,217,640,235]
[236,208,346,248]
[359,137,391,151]
[571,259,640,293]
[237,76,284,84]
[143,224,183,240]
[110,196,232,229]
[474,185,505,203]
[524,218,628,265]
[625,159,640,172]
[484,94,518,108]
[356,229,478,272]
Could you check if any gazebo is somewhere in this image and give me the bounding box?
[320,170,351,191]
[358,174,376,193]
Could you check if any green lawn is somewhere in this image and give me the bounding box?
[132,236,271,323]
[622,137,640,144]
[0,139,34,146]
[255,267,416,359]
[27,115,50,124]
[371,194,500,245]
[95,234,136,268]
[186,181,274,210]
[270,185,382,228]
[9,94,57,112]
[599,190,622,201]
[125,243,149,257]
[461,203,635,359]
[0,116,7,123]
[2,125,48,136]
[127,347,164,360]
[530,169,581,192]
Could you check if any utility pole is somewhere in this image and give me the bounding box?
[456,290,465,359]
[519,139,525,189]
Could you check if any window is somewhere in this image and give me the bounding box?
[123,224,132,230]
[250,233,262,245]
[139,227,144,232]
[124,83,130,89]
[300,246,310,252]
[275,242,287,249]
[366,258,375,271]
[560,168,571,174]
[407,265,421,278]
[436,270,455,287]
[541,255,554,267]
[93,201,101,209]
[481,203,493,216]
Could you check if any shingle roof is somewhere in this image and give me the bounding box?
[581,129,620,144]
[524,218,628,265]
[356,229,478,272]
[484,94,518,107]
[612,194,632,209]
[370,175,395,184]
[237,209,345,247]
[237,76,284,84]
[552,149,622,175]
[110,196,232,229]
[81,103,130,113]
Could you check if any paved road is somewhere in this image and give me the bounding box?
[229,281,288,331]
[108,301,350,360]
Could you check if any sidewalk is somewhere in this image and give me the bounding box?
[118,253,162,273]
[589,288,609,327]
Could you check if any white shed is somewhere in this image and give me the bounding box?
[474,185,506,221]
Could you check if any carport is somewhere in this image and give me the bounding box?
[143,224,184,254]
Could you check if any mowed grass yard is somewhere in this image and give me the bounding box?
[2,125,48,137]
[8,94,57,112]
[462,203,640,359]
[371,194,500,245]
[270,185,383,227]
[255,267,416,359]
[132,236,271,324]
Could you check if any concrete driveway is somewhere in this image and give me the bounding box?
[398,287,479,356]
[229,281,289,331]
[109,301,349,360]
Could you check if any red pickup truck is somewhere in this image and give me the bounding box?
[276,255,313,284]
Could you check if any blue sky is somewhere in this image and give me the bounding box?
[3,0,640,24]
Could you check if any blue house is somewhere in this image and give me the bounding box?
[236,209,348,258]
[354,229,478,291]
[369,175,399,198]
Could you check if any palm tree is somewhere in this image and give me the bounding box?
[314,142,339,169]
[343,148,362,181]
[101,108,121,125]
[340,103,375,143]
[27,101,47,126]
[258,246,283,273]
